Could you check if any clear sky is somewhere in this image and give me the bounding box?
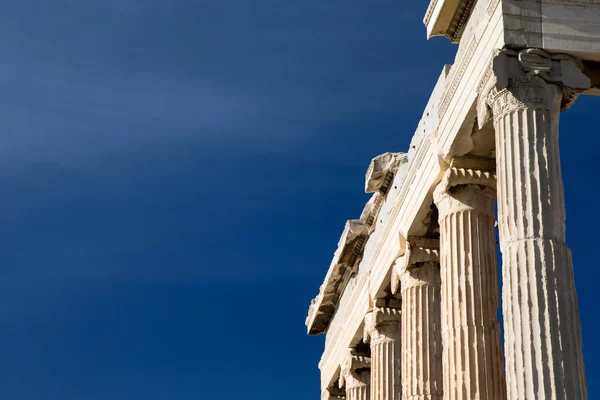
[0,1,598,399]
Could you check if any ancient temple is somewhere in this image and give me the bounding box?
[306,0,599,399]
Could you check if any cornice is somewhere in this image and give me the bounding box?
[306,153,407,336]
[424,0,477,42]
[306,220,369,335]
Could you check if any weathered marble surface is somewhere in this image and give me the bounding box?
[307,0,595,395]
[480,50,588,399]
[435,159,506,400]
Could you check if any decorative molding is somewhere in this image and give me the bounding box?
[391,236,440,294]
[488,76,558,117]
[487,0,501,15]
[477,48,591,126]
[447,0,476,42]
[363,307,402,343]
[339,353,371,387]
[365,152,408,194]
[439,36,478,122]
[360,193,385,233]
[434,156,496,199]
[423,0,439,27]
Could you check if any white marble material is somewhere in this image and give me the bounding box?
[434,159,506,400]
[398,259,443,400]
[340,354,371,400]
[307,0,597,393]
[364,307,401,400]
[487,73,587,400]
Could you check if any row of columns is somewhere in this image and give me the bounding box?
[326,66,586,400]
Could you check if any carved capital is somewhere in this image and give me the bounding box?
[339,353,371,388]
[400,263,441,293]
[365,152,408,194]
[391,236,440,294]
[363,306,401,343]
[477,48,591,127]
[433,156,496,204]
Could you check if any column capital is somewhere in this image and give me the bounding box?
[477,48,591,127]
[363,306,401,343]
[433,156,496,208]
[391,236,439,295]
[339,353,371,389]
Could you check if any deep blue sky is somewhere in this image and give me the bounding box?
[0,1,598,399]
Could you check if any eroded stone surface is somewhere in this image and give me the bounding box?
[340,354,371,400]
[485,73,587,400]
[307,3,594,397]
[365,153,408,194]
[434,159,507,400]
[364,307,401,400]
[395,240,443,400]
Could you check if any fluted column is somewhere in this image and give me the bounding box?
[433,158,506,400]
[364,304,401,400]
[392,237,443,400]
[486,66,587,398]
[340,353,371,400]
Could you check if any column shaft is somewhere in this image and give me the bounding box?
[400,263,443,400]
[346,372,370,400]
[435,165,506,400]
[490,76,587,399]
[367,313,401,400]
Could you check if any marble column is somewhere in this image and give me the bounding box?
[364,303,401,400]
[433,158,506,400]
[392,237,443,400]
[340,353,371,400]
[485,62,587,399]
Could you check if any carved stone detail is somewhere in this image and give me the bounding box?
[365,152,408,194]
[477,48,591,126]
[391,236,439,295]
[340,354,371,400]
